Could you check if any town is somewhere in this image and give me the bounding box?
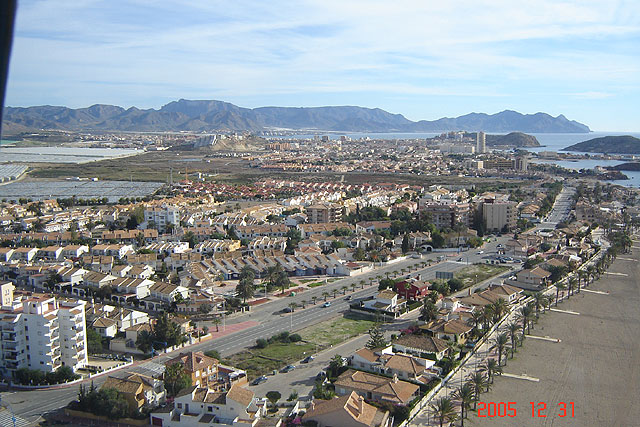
[0,151,636,426]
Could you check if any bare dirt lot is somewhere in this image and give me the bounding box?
[466,247,640,426]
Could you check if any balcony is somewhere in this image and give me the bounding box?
[1,333,17,342]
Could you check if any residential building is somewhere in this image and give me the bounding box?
[150,384,267,427]
[482,200,517,232]
[306,203,343,223]
[0,286,88,378]
[303,391,392,427]
[102,373,165,411]
[392,335,449,361]
[476,131,486,154]
[506,267,551,290]
[165,351,219,388]
[420,201,471,230]
[420,318,473,345]
[334,369,420,405]
[145,205,180,231]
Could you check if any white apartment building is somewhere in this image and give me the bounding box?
[145,206,180,231]
[0,283,88,378]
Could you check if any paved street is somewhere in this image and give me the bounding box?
[0,238,508,424]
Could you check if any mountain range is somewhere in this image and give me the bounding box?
[2,99,590,134]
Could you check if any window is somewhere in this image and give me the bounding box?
[208,406,213,412]
[177,403,182,409]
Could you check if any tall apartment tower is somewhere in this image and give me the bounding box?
[0,284,88,379]
[476,131,486,154]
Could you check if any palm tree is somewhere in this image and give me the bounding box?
[430,397,458,427]
[491,298,509,322]
[420,299,438,321]
[567,278,575,298]
[311,296,318,305]
[467,372,489,409]
[453,383,474,425]
[212,316,221,332]
[300,299,307,309]
[480,358,502,384]
[322,291,329,301]
[495,333,510,366]
[288,302,297,313]
[341,285,348,295]
[518,305,533,337]
[470,310,483,332]
[506,322,520,356]
[332,289,338,299]
[555,281,566,306]
[350,283,357,293]
[532,292,545,318]
[359,280,366,289]
[481,305,494,331]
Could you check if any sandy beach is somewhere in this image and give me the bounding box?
[466,245,640,426]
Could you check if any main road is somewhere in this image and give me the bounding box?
[0,237,509,424]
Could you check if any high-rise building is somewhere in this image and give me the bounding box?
[482,200,517,232]
[476,131,486,154]
[306,203,343,223]
[0,284,88,378]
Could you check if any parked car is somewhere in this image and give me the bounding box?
[282,364,296,373]
[316,371,327,381]
[345,295,353,301]
[282,307,293,313]
[252,375,268,385]
[323,302,331,307]
[302,355,315,363]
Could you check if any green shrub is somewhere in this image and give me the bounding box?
[256,338,268,348]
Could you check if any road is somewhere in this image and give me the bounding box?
[536,185,575,230]
[0,238,509,423]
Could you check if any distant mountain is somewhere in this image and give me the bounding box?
[562,135,640,154]
[2,99,590,134]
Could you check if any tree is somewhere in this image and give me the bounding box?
[480,358,502,384]
[506,322,521,357]
[153,312,185,348]
[164,363,192,397]
[236,266,256,304]
[401,233,409,254]
[430,397,458,427]
[341,285,348,295]
[212,316,221,332]
[265,391,281,409]
[447,278,464,293]
[328,354,345,379]
[135,329,154,353]
[420,299,438,321]
[288,302,297,313]
[366,325,387,349]
[518,305,534,337]
[198,303,213,315]
[86,327,104,354]
[555,281,566,306]
[467,371,489,409]
[453,383,474,425]
[311,296,318,305]
[322,291,330,301]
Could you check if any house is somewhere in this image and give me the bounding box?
[303,391,392,427]
[150,384,267,427]
[0,247,14,262]
[334,369,420,405]
[420,319,474,345]
[361,290,406,317]
[124,373,166,408]
[92,317,118,337]
[506,266,551,291]
[165,351,219,388]
[101,376,146,412]
[149,281,190,303]
[37,246,63,261]
[11,247,38,262]
[394,279,430,301]
[392,335,449,361]
[82,255,114,273]
[349,347,438,384]
[82,271,117,288]
[61,244,89,259]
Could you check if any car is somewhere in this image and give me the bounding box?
[477,250,484,254]
[345,295,353,301]
[282,307,293,313]
[316,371,327,380]
[496,244,504,248]
[457,257,463,262]
[302,355,315,363]
[251,375,268,385]
[323,302,331,307]
[282,365,296,373]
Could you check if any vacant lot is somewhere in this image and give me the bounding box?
[224,315,375,378]
[455,264,510,287]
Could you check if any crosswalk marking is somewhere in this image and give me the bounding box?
[528,335,561,343]
[0,408,31,427]
[501,373,540,382]
[550,308,580,315]
[581,289,609,295]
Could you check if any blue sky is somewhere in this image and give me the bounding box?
[5,0,640,131]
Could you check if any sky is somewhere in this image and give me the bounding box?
[5,0,640,131]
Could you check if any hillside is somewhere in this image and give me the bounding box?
[562,135,640,154]
[461,131,540,147]
[2,99,591,134]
